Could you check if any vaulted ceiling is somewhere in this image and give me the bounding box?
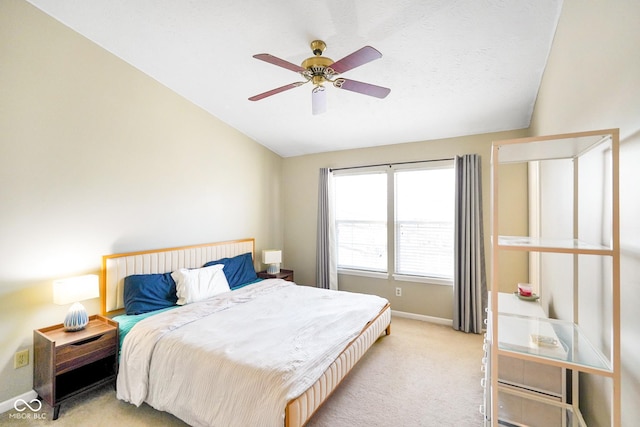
[27,0,563,157]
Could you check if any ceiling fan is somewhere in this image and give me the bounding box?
[249,40,391,115]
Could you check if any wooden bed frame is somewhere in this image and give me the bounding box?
[101,238,391,427]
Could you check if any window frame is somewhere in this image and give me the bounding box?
[333,160,455,286]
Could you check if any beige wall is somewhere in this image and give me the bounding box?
[282,129,529,319]
[496,162,530,291]
[530,1,640,425]
[0,1,283,403]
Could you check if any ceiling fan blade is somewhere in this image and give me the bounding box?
[329,46,383,74]
[249,82,306,101]
[253,53,306,73]
[312,86,327,115]
[334,78,391,99]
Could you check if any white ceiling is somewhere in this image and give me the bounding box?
[27,0,563,157]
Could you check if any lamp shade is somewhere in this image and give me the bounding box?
[53,274,99,332]
[262,250,282,265]
[53,274,100,305]
[262,250,282,274]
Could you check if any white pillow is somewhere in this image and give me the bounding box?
[172,264,230,305]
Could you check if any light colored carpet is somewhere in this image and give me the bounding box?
[1,316,484,427]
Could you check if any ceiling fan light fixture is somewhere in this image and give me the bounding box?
[311,85,327,115]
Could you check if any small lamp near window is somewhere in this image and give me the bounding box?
[262,250,282,274]
[53,274,100,332]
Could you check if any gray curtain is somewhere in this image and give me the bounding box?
[453,154,487,333]
[316,168,338,290]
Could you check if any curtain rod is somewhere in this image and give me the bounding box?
[329,157,455,172]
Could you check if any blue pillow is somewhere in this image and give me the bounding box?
[203,252,257,289]
[123,272,177,315]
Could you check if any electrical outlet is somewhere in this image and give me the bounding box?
[395,287,402,297]
[14,349,29,369]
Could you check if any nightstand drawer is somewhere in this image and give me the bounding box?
[56,330,117,374]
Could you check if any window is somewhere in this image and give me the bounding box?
[334,172,387,272]
[395,167,454,279]
[334,161,455,282]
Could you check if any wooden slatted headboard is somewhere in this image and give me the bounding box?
[101,238,255,316]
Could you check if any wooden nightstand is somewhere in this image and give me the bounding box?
[257,269,294,282]
[34,315,118,420]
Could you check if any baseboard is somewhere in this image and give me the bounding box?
[391,310,453,326]
[0,390,37,414]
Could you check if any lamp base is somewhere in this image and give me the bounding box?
[267,263,280,274]
[63,302,89,332]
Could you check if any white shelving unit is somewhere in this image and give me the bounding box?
[487,129,620,426]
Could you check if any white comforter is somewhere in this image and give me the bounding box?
[117,279,388,427]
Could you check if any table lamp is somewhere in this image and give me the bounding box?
[53,274,100,332]
[262,250,282,274]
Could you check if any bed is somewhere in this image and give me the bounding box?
[102,238,391,427]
